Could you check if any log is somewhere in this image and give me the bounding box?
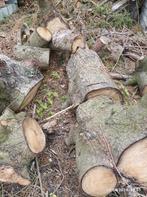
[67,95,147,196]
[0,108,45,185]
[126,56,147,95]
[23,117,46,153]
[66,48,123,105]
[0,54,43,113]
[14,45,50,70]
[26,27,51,48]
[46,17,85,53]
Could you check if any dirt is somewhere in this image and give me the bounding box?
[0,1,147,197]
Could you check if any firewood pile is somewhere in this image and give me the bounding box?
[1,1,147,196]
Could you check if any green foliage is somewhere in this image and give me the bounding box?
[61,95,68,103]
[93,4,133,29]
[36,91,58,118]
[50,71,60,80]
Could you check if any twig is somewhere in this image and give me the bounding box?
[35,157,44,197]
[110,72,129,80]
[40,104,78,124]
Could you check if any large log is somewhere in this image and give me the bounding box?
[0,54,43,113]
[0,108,46,185]
[66,95,147,196]
[66,48,123,105]
[14,45,50,70]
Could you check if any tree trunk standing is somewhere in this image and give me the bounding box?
[68,95,147,196]
[0,54,43,113]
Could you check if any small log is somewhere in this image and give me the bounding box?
[14,45,50,70]
[26,27,51,48]
[126,56,147,95]
[23,117,46,153]
[66,48,123,105]
[0,54,43,113]
[0,109,35,185]
[67,95,147,196]
[46,17,85,53]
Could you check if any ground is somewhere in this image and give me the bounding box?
[0,1,147,196]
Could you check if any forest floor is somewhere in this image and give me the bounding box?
[0,1,147,196]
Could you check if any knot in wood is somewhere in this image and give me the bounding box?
[0,60,7,68]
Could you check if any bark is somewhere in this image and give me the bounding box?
[0,108,34,185]
[0,54,43,113]
[26,28,49,48]
[14,45,50,70]
[46,17,85,53]
[67,95,147,196]
[66,48,123,105]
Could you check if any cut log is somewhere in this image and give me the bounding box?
[0,54,43,113]
[26,28,50,48]
[66,48,123,105]
[37,26,52,42]
[67,95,147,196]
[46,17,85,53]
[135,57,147,95]
[14,45,50,70]
[0,108,34,185]
[23,117,46,153]
[126,56,147,95]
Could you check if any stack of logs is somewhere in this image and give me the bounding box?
[1,16,147,197]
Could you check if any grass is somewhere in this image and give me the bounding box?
[50,71,60,80]
[36,90,58,118]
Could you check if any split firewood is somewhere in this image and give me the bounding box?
[26,27,51,48]
[0,108,46,185]
[14,45,50,70]
[66,94,147,196]
[46,17,85,53]
[0,54,43,113]
[66,48,123,105]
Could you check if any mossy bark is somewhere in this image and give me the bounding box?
[68,95,147,196]
[0,108,34,184]
[0,54,43,114]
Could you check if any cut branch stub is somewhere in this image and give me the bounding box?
[0,108,35,185]
[0,54,43,113]
[23,117,46,153]
[66,48,123,105]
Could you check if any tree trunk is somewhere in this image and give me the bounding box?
[0,54,43,113]
[67,95,147,196]
[14,45,50,70]
[66,48,123,105]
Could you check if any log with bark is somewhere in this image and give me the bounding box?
[46,17,85,53]
[66,93,147,196]
[66,48,123,105]
[126,56,147,95]
[0,54,43,113]
[14,45,50,70]
[0,108,46,185]
[25,27,52,48]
